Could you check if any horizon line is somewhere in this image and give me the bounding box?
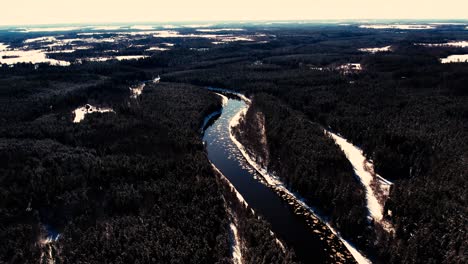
[1,18,468,28]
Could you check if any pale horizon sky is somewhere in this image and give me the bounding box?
[1,0,468,26]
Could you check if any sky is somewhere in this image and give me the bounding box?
[1,0,468,26]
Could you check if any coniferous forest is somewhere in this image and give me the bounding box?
[0,22,467,263]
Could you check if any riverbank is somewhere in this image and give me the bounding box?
[229,94,371,264]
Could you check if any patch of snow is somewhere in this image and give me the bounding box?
[337,63,362,74]
[150,31,258,42]
[24,36,58,43]
[46,49,76,54]
[40,37,116,49]
[220,36,255,42]
[196,28,245,32]
[130,25,154,30]
[73,104,114,123]
[16,26,82,32]
[76,32,105,36]
[82,55,148,62]
[190,48,209,52]
[429,22,466,25]
[441,54,468,63]
[418,41,468,48]
[216,93,229,107]
[82,57,112,62]
[0,49,70,66]
[230,223,243,264]
[92,26,121,30]
[325,130,394,234]
[162,25,178,29]
[360,24,436,30]
[0,43,9,51]
[359,46,392,53]
[130,83,146,99]
[115,55,149,61]
[146,47,170,51]
[183,24,214,28]
[326,131,383,221]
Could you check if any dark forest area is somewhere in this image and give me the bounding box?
[1,24,467,263]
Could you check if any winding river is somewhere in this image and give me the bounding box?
[203,94,344,263]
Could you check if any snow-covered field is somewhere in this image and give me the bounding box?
[197,28,245,32]
[72,105,114,123]
[146,47,170,51]
[0,43,9,51]
[441,54,468,63]
[325,130,394,234]
[359,46,392,53]
[0,49,70,66]
[337,63,362,74]
[360,24,435,30]
[418,41,468,48]
[17,26,83,32]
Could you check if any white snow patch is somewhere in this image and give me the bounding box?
[325,130,394,234]
[216,93,229,107]
[326,131,383,221]
[84,55,148,62]
[130,25,154,30]
[230,223,243,264]
[116,55,148,61]
[73,104,114,123]
[24,36,58,43]
[337,63,362,74]
[0,43,9,51]
[360,24,435,30]
[196,28,245,32]
[418,41,468,48]
[162,25,178,29]
[92,26,121,30]
[46,49,76,54]
[17,26,82,32]
[359,46,392,53]
[146,47,170,51]
[0,49,70,66]
[130,83,146,99]
[429,22,466,25]
[441,54,468,63]
[183,24,214,28]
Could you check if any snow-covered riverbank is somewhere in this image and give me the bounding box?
[228,96,371,264]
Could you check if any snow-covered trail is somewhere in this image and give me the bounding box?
[325,130,394,231]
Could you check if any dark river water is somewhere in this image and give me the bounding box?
[203,96,329,263]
